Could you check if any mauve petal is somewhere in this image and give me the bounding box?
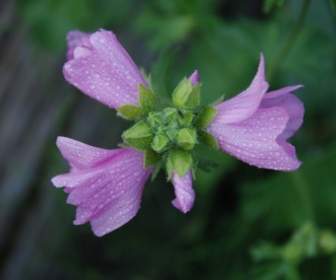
[90,30,147,87]
[51,169,100,189]
[208,106,301,171]
[66,31,91,60]
[88,150,151,236]
[171,171,195,213]
[51,139,151,236]
[189,70,200,86]
[55,136,121,170]
[63,29,147,109]
[213,54,269,124]
[262,85,304,140]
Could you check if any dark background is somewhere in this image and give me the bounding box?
[1,0,336,279]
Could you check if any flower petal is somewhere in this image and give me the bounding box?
[208,106,301,171]
[262,85,304,140]
[213,54,269,124]
[171,171,195,213]
[51,139,151,236]
[66,31,91,60]
[189,70,200,86]
[54,136,120,170]
[63,29,147,109]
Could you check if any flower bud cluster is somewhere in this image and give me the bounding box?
[118,78,217,179]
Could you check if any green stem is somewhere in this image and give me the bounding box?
[269,0,311,80]
[290,172,315,222]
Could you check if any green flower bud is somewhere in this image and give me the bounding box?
[163,108,179,128]
[166,149,193,178]
[172,78,194,108]
[122,120,153,150]
[151,133,170,153]
[176,128,197,150]
[147,111,161,128]
[178,111,194,127]
[185,84,201,108]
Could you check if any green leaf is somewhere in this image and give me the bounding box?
[263,0,286,13]
[198,131,218,149]
[241,145,336,232]
[122,120,153,150]
[166,149,193,178]
[117,105,143,120]
[196,106,217,129]
[144,149,161,167]
[319,230,336,254]
[176,128,197,150]
[331,0,336,14]
[139,84,156,113]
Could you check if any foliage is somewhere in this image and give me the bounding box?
[11,0,336,279]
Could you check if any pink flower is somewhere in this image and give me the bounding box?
[52,30,196,236]
[63,30,147,109]
[52,29,304,236]
[52,137,151,237]
[208,54,304,171]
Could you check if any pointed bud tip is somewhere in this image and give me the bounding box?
[189,70,200,86]
[258,53,265,77]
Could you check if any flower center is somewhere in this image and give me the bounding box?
[147,107,197,153]
[119,77,218,177]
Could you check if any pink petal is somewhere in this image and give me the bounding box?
[213,54,269,124]
[208,106,301,171]
[51,139,151,236]
[171,171,195,213]
[262,85,304,140]
[66,31,91,60]
[63,29,147,109]
[189,70,200,86]
[55,136,121,170]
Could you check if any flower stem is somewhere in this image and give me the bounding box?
[269,0,311,80]
[290,172,315,222]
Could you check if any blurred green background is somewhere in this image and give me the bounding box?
[0,0,336,279]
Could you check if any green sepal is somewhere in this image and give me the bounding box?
[151,133,170,153]
[117,105,144,121]
[165,128,178,141]
[147,111,161,128]
[150,161,162,181]
[196,106,217,129]
[144,149,161,167]
[166,149,193,178]
[176,128,197,150]
[163,107,178,123]
[147,108,178,129]
[178,111,194,127]
[199,131,219,149]
[139,84,156,113]
[122,120,153,150]
[171,78,193,108]
[185,84,201,108]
